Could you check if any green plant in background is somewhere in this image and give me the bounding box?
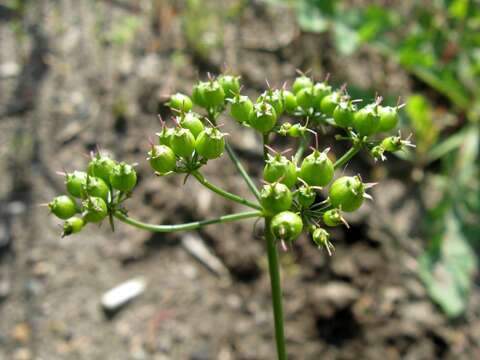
[291,0,480,118]
[280,0,480,317]
[47,73,411,359]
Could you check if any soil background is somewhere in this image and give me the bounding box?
[1,1,479,359]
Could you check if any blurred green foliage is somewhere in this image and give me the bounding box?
[290,0,480,119]
[276,0,480,317]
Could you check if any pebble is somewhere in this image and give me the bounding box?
[182,234,229,278]
[13,348,31,360]
[310,281,360,318]
[0,279,10,300]
[0,62,20,78]
[101,277,147,315]
[11,323,30,344]
[400,301,442,328]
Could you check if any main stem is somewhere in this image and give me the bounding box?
[263,133,287,360]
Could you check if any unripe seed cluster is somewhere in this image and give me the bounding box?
[47,72,413,256]
[48,153,137,237]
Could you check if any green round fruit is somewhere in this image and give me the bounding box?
[270,211,303,242]
[297,185,316,208]
[333,101,355,128]
[84,176,109,200]
[62,216,85,236]
[377,106,399,132]
[263,154,297,188]
[110,163,137,192]
[299,150,334,187]
[260,183,292,215]
[148,145,176,174]
[282,90,297,114]
[49,195,78,220]
[292,75,313,94]
[352,104,380,136]
[313,82,332,110]
[87,154,116,184]
[157,127,174,147]
[248,102,277,133]
[180,112,204,138]
[320,92,341,117]
[323,209,344,227]
[328,175,364,212]
[296,86,316,112]
[381,136,403,152]
[170,127,196,158]
[195,127,226,159]
[192,81,209,108]
[82,196,108,223]
[65,171,87,198]
[287,123,306,137]
[257,89,284,116]
[230,95,253,124]
[203,81,225,108]
[168,93,193,113]
[218,75,241,99]
[311,227,330,247]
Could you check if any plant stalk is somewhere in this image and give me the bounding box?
[225,142,261,200]
[113,210,262,232]
[191,170,262,210]
[333,145,361,170]
[265,217,287,360]
[263,133,287,360]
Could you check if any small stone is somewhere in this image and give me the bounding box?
[182,234,229,278]
[310,281,360,318]
[6,201,26,216]
[331,254,357,278]
[0,62,20,78]
[101,277,146,316]
[0,280,10,301]
[11,323,30,344]
[399,301,442,328]
[190,345,213,360]
[13,348,31,360]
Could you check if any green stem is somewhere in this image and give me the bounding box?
[191,170,262,210]
[225,142,261,200]
[333,145,361,170]
[265,217,287,360]
[263,133,287,360]
[114,210,262,232]
[294,133,310,165]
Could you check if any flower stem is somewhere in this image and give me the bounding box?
[113,210,262,232]
[294,133,311,165]
[265,217,287,360]
[225,142,261,200]
[191,170,262,210]
[263,133,287,360]
[333,145,361,170]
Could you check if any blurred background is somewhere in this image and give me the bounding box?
[0,0,479,359]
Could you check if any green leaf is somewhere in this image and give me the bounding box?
[405,94,439,155]
[448,0,469,20]
[333,21,359,55]
[418,212,477,317]
[296,0,335,33]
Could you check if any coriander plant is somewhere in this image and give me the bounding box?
[47,72,413,359]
